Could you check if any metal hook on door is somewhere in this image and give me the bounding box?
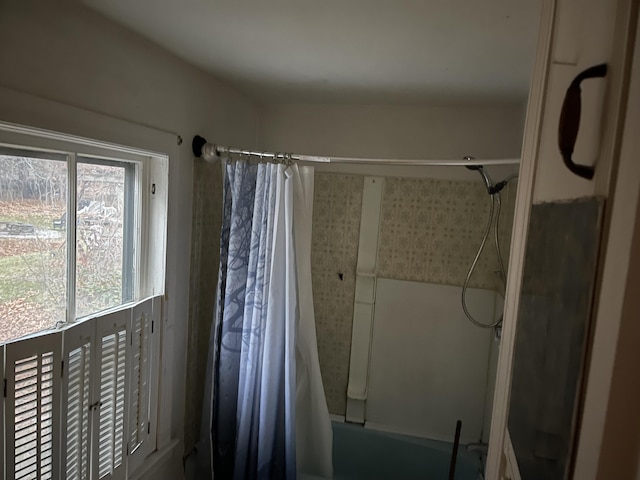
[558,63,608,180]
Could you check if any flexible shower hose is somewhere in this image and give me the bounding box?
[461,192,506,328]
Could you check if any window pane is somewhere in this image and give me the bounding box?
[76,161,131,318]
[0,153,67,343]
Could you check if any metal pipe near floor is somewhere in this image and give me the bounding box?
[448,420,462,480]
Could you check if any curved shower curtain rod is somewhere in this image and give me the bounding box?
[191,135,520,167]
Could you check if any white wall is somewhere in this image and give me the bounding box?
[365,279,497,445]
[258,103,526,160]
[0,2,259,476]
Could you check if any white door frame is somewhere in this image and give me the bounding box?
[485,0,557,475]
[486,0,640,478]
[573,3,640,477]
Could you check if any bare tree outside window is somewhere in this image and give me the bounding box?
[0,153,133,343]
[0,155,67,342]
[76,162,127,318]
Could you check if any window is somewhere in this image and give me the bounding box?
[0,123,167,480]
[0,148,142,341]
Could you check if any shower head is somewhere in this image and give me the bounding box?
[463,156,482,171]
[464,156,493,194]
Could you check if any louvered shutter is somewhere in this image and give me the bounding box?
[5,333,62,480]
[95,311,128,480]
[61,320,95,480]
[126,297,159,473]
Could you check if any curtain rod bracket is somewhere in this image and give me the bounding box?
[192,135,208,158]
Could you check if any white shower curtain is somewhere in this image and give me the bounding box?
[293,167,334,479]
[194,159,332,480]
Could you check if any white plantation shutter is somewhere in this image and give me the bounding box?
[5,333,62,480]
[0,297,163,480]
[61,320,94,480]
[126,297,158,473]
[95,311,128,480]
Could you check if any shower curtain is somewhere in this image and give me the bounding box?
[196,158,333,480]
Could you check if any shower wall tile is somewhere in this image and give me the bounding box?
[311,172,517,416]
[312,173,364,415]
[185,160,223,452]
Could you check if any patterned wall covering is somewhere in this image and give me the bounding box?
[312,173,517,415]
[185,160,223,452]
[311,174,364,415]
[378,177,515,290]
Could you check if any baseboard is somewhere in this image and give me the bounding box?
[129,439,182,480]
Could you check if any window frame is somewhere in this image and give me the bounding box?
[0,123,166,327]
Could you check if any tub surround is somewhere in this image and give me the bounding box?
[366,279,499,444]
[332,421,481,480]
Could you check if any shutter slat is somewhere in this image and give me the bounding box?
[15,391,37,405]
[15,431,37,448]
[15,462,37,480]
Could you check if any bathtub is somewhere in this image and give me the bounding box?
[332,421,482,480]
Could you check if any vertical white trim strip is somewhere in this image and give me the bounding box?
[67,154,77,323]
[137,159,150,300]
[573,2,640,475]
[345,177,384,423]
[504,430,522,480]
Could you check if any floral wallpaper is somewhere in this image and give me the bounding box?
[185,159,223,452]
[311,172,516,415]
[311,173,364,415]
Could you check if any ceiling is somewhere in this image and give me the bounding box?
[83,0,540,105]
